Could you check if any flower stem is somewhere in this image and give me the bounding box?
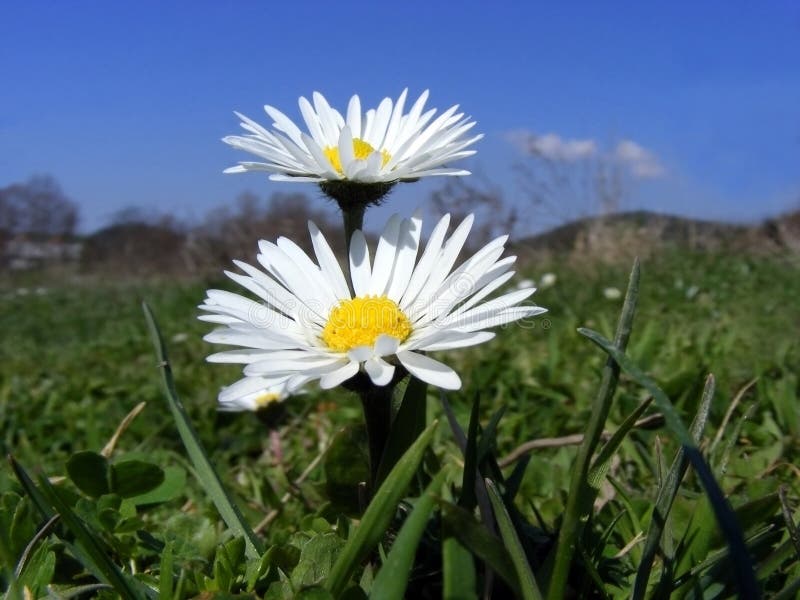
[359,382,393,494]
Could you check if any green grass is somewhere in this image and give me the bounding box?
[2,248,799,597]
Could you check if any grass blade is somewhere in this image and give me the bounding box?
[325,419,439,597]
[546,258,640,600]
[632,374,714,599]
[486,479,543,600]
[578,327,694,448]
[439,499,521,595]
[579,329,760,598]
[159,542,174,600]
[8,455,55,520]
[684,447,761,598]
[588,396,653,487]
[142,302,264,559]
[459,393,481,510]
[34,472,147,599]
[443,536,477,600]
[370,469,447,600]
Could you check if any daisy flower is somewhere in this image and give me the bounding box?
[216,375,295,412]
[200,213,545,391]
[223,89,482,206]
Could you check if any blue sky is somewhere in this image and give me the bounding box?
[1,1,798,233]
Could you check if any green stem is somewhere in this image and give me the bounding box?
[342,205,365,252]
[546,258,640,600]
[360,382,394,495]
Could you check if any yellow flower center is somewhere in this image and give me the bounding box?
[323,138,392,175]
[253,392,281,408]
[321,296,412,352]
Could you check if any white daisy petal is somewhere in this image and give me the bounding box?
[369,213,402,295]
[338,125,357,178]
[382,88,408,150]
[223,90,480,184]
[308,221,350,300]
[347,346,374,363]
[201,212,544,393]
[374,334,401,357]
[386,212,423,301]
[245,356,342,377]
[396,350,461,390]
[346,94,362,138]
[400,213,451,306]
[349,230,372,297]
[298,95,327,147]
[319,361,360,389]
[263,105,305,147]
[365,357,395,386]
[410,331,496,352]
[207,349,277,364]
[405,214,474,314]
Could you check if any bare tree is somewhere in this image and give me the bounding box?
[429,175,517,250]
[0,175,79,236]
[185,191,340,273]
[512,132,628,228]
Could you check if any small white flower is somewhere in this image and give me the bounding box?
[200,213,545,391]
[217,376,294,412]
[539,273,557,289]
[223,89,482,184]
[685,285,700,300]
[603,287,622,300]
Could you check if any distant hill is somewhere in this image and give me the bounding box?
[514,209,800,262]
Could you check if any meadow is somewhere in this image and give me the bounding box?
[2,247,799,598]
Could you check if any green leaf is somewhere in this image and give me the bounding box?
[547,258,640,600]
[486,480,543,600]
[124,465,186,506]
[442,536,477,600]
[684,448,761,598]
[588,396,653,488]
[142,302,264,559]
[8,456,53,520]
[159,542,174,600]
[66,451,110,498]
[295,587,335,600]
[632,376,714,599]
[34,471,148,599]
[577,327,695,449]
[773,577,800,600]
[439,499,521,595]
[9,456,139,597]
[15,541,56,597]
[459,394,481,511]
[374,375,428,486]
[578,328,759,599]
[291,533,345,589]
[109,460,165,498]
[476,405,507,464]
[370,469,447,600]
[325,419,439,597]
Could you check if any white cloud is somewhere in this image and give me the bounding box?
[614,140,665,179]
[505,130,597,162]
[505,129,666,179]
